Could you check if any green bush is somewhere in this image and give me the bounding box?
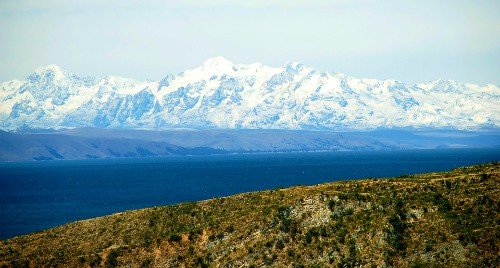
[275,239,285,250]
[169,234,181,242]
[305,232,312,244]
[328,200,336,211]
[105,249,120,268]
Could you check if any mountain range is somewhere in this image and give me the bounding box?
[1,57,498,131]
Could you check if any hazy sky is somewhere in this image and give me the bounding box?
[1,0,499,85]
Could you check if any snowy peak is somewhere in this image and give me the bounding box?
[0,58,498,131]
[283,62,304,72]
[202,56,233,66]
[27,64,69,84]
[24,64,100,88]
[199,56,235,72]
[33,64,66,76]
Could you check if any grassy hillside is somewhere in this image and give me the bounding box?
[1,162,499,267]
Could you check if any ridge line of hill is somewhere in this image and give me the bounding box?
[0,162,498,267]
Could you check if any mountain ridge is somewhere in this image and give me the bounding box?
[1,128,498,162]
[1,57,498,131]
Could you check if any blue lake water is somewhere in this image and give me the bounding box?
[0,148,499,239]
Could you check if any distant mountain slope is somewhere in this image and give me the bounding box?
[0,128,498,161]
[1,163,498,267]
[0,57,498,131]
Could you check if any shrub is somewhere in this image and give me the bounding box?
[208,234,216,241]
[328,200,336,211]
[105,249,120,268]
[169,234,181,242]
[216,232,224,240]
[140,258,152,268]
[337,228,348,244]
[78,255,86,263]
[89,254,102,268]
[479,173,491,181]
[225,225,235,233]
[305,232,312,244]
[386,198,408,258]
[275,206,297,236]
[344,208,354,216]
[319,226,328,237]
[275,239,285,250]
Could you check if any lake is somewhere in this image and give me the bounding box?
[0,148,499,239]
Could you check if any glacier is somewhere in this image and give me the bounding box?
[0,57,499,131]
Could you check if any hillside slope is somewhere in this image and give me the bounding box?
[0,163,498,267]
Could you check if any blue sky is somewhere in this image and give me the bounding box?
[0,0,498,84]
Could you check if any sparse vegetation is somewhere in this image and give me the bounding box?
[0,162,499,267]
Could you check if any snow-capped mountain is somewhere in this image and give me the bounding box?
[1,57,498,131]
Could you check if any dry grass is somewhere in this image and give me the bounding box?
[0,162,499,267]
